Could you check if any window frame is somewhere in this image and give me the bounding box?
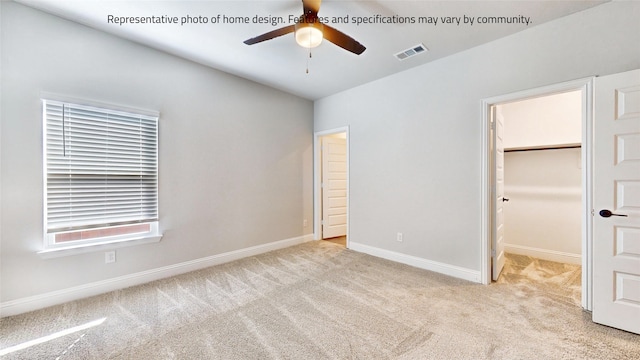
[40,97,161,255]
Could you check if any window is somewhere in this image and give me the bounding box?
[43,99,159,250]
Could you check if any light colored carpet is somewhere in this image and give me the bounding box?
[497,252,582,307]
[1,241,638,359]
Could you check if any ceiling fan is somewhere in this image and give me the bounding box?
[243,0,366,55]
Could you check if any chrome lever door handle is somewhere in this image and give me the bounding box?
[599,209,628,218]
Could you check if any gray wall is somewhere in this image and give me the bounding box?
[314,1,640,272]
[0,2,313,302]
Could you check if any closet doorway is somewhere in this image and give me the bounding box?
[480,77,594,310]
[495,91,583,305]
[499,91,583,264]
[314,127,349,247]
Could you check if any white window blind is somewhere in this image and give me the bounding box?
[44,100,158,235]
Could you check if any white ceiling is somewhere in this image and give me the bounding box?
[15,0,608,100]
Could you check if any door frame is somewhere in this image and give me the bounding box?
[480,77,594,310]
[314,126,350,245]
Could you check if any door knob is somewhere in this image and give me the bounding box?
[599,209,627,218]
[502,198,510,202]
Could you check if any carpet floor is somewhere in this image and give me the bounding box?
[497,252,582,307]
[1,241,638,359]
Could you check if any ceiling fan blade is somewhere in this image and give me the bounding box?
[244,25,296,45]
[322,24,366,55]
[302,0,322,15]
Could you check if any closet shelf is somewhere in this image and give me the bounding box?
[504,143,581,153]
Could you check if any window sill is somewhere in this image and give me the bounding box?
[37,234,162,259]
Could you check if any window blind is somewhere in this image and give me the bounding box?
[44,100,158,234]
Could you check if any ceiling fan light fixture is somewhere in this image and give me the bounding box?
[295,22,323,48]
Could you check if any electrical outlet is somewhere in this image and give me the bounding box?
[105,251,116,264]
[303,219,308,227]
[397,232,403,242]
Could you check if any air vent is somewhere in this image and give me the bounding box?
[394,44,428,61]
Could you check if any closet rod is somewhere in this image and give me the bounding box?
[504,145,582,153]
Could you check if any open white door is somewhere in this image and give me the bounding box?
[321,137,347,239]
[492,106,506,280]
[592,69,640,334]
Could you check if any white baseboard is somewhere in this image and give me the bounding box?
[1,234,314,318]
[504,243,581,265]
[349,242,481,283]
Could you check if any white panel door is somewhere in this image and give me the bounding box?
[593,69,640,334]
[492,106,506,281]
[322,137,347,239]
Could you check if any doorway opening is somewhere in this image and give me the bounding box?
[314,127,349,247]
[495,91,583,307]
[481,77,594,311]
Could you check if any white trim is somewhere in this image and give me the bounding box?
[580,81,594,311]
[504,244,582,265]
[481,101,492,285]
[37,232,162,259]
[1,234,313,317]
[313,127,349,246]
[350,242,481,283]
[40,92,159,118]
[480,76,594,310]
